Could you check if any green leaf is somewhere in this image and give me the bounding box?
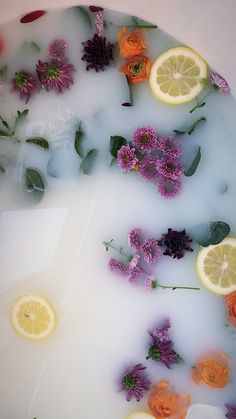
[184,146,201,177]
[26,137,49,149]
[0,65,7,80]
[0,115,9,129]
[81,148,98,174]
[0,129,10,137]
[172,129,186,135]
[131,15,157,28]
[25,168,45,194]
[74,127,85,158]
[15,109,28,128]
[31,42,41,52]
[75,6,92,28]
[110,135,127,158]
[187,117,206,135]
[197,221,230,247]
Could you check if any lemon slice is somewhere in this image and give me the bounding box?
[10,293,56,341]
[126,413,156,419]
[149,47,208,105]
[196,238,236,295]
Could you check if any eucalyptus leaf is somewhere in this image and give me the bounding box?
[184,146,201,177]
[110,135,127,158]
[197,221,230,247]
[0,116,9,129]
[26,137,49,149]
[0,129,10,137]
[0,65,7,80]
[25,168,45,195]
[74,127,85,158]
[15,109,28,128]
[75,6,92,28]
[81,148,98,174]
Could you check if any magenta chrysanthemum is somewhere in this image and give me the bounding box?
[138,156,159,181]
[132,127,158,152]
[129,252,141,269]
[81,34,114,72]
[117,145,138,172]
[95,11,104,36]
[36,60,74,93]
[225,404,236,419]
[48,39,68,60]
[127,265,143,283]
[145,275,157,291]
[158,176,182,199]
[156,135,182,159]
[128,228,142,250]
[109,258,128,275]
[12,71,39,102]
[141,238,160,263]
[210,73,230,93]
[152,319,171,342]
[156,157,183,180]
[120,364,151,402]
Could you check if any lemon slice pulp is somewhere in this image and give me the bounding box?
[10,293,56,341]
[149,47,208,105]
[126,412,156,419]
[196,238,236,295]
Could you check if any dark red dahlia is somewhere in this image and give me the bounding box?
[81,34,114,72]
[158,228,193,259]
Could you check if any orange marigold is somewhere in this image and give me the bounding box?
[192,351,230,388]
[117,27,147,57]
[225,291,236,327]
[148,381,190,419]
[120,55,151,84]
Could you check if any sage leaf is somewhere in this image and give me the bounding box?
[15,109,28,128]
[184,146,201,177]
[0,129,10,137]
[0,116,9,129]
[25,168,45,194]
[26,137,49,149]
[81,148,98,174]
[110,135,127,158]
[76,6,92,28]
[197,221,230,247]
[74,127,85,159]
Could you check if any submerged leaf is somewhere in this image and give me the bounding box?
[0,129,10,137]
[20,10,47,24]
[187,117,206,135]
[74,126,85,158]
[81,148,98,174]
[30,42,41,52]
[184,146,201,176]
[197,221,230,247]
[131,15,157,28]
[25,168,45,195]
[74,6,92,28]
[0,116,9,129]
[15,109,28,128]
[26,137,49,149]
[0,65,7,81]
[110,135,127,158]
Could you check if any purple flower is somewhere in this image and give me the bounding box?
[225,404,236,419]
[132,127,158,152]
[158,176,182,199]
[81,34,114,72]
[145,275,158,291]
[138,156,159,181]
[117,145,138,172]
[109,258,128,275]
[141,238,160,263]
[146,320,183,368]
[127,265,143,283]
[156,157,183,180]
[120,364,151,401]
[48,39,68,60]
[158,228,193,259]
[128,228,142,250]
[129,252,141,269]
[12,71,39,102]
[210,73,230,93]
[95,11,104,36]
[156,135,182,159]
[109,256,143,284]
[36,60,74,93]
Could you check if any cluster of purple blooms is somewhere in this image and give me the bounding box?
[12,39,75,102]
[109,227,193,288]
[120,319,183,402]
[225,404,236,419]
[117,127,184,199]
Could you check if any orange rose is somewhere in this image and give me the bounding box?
[120,55,151,84]
[192,351,230,388]
[117,27,147,57]
[148,381,190,419]
[0,37,4,54]
[225,291,236,327]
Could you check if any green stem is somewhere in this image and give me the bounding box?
[157,283,200,291]
[105,21,157,29]
[190,89,213,113]
[103,240,130,258]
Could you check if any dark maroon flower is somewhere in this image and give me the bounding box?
[20,10,46,23]
[12,71,39,102]
[89,5,104,12]
[36,60,74,93]
[225,404,236,418]
[81,34,114,72]
[120,364,151,401]
[158,228,193,259]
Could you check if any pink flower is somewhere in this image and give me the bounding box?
[36,60,75,93]
[117,145,138,172]
[12,71,39,102]
[127,266,143,283]
[129,252,141,269]
[132,127,157,152]
[48,39,68,61]
[145,275,157,291]
[141,238,160,263]
[158,176,182,199]
[109,258,128,275]
[210,73,230,93]
[128,228,142,250]
[156,136,182,159]
[95,11,104,36]
[156,157,183,180]
[138,156,159,181]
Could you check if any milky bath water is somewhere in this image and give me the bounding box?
[0,6,236,419]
